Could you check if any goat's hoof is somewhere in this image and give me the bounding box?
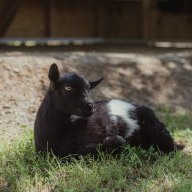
[103,135,126,148]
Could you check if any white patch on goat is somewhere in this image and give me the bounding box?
[107,99,139,138]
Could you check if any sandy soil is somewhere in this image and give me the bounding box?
[0,50,192,139]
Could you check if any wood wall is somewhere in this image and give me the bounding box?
[0,0,191,41]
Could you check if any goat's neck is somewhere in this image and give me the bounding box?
[44,91,71,127]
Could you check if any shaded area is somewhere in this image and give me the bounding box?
[0,50,192,139]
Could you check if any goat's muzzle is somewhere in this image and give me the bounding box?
[81,102,95,117]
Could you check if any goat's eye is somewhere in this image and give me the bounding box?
[64,86,72,91]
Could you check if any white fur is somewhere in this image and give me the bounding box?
[107,99,139,138]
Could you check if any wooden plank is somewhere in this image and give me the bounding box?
[43,0,53,37]
[0,0,21,37]
[142,0,151,41]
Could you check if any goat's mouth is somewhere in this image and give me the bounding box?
[82,110,94,117]
[74,108,94,117]
[74,102,95,117]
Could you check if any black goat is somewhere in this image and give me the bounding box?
[34,63,184,157]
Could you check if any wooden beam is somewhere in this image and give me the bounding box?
[43,0,53,37]
[142,0,151,41]
[0,0,21,37]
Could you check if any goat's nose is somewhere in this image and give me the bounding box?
[86,102,94,110]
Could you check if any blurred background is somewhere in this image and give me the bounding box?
[0,0,192,46]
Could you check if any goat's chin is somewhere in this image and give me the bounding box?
[83,113,93,117]
[74,111,93,118]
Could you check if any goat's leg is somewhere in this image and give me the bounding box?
[77,143,99,155]
[78,135,126,155]
[102,135,126,152]
[135,106,185,153]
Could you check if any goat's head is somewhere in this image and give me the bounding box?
[48,63,103,117]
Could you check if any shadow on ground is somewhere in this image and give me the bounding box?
[0,50,192,138]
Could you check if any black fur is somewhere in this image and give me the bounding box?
[34,64,184,157]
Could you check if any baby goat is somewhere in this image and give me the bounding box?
[34,63,184,157]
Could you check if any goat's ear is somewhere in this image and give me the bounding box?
[89,77,103,89]
[48,63,60,87]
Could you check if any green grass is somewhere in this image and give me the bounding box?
[0,112,192,192]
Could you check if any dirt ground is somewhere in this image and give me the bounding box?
[0,47,192,139]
